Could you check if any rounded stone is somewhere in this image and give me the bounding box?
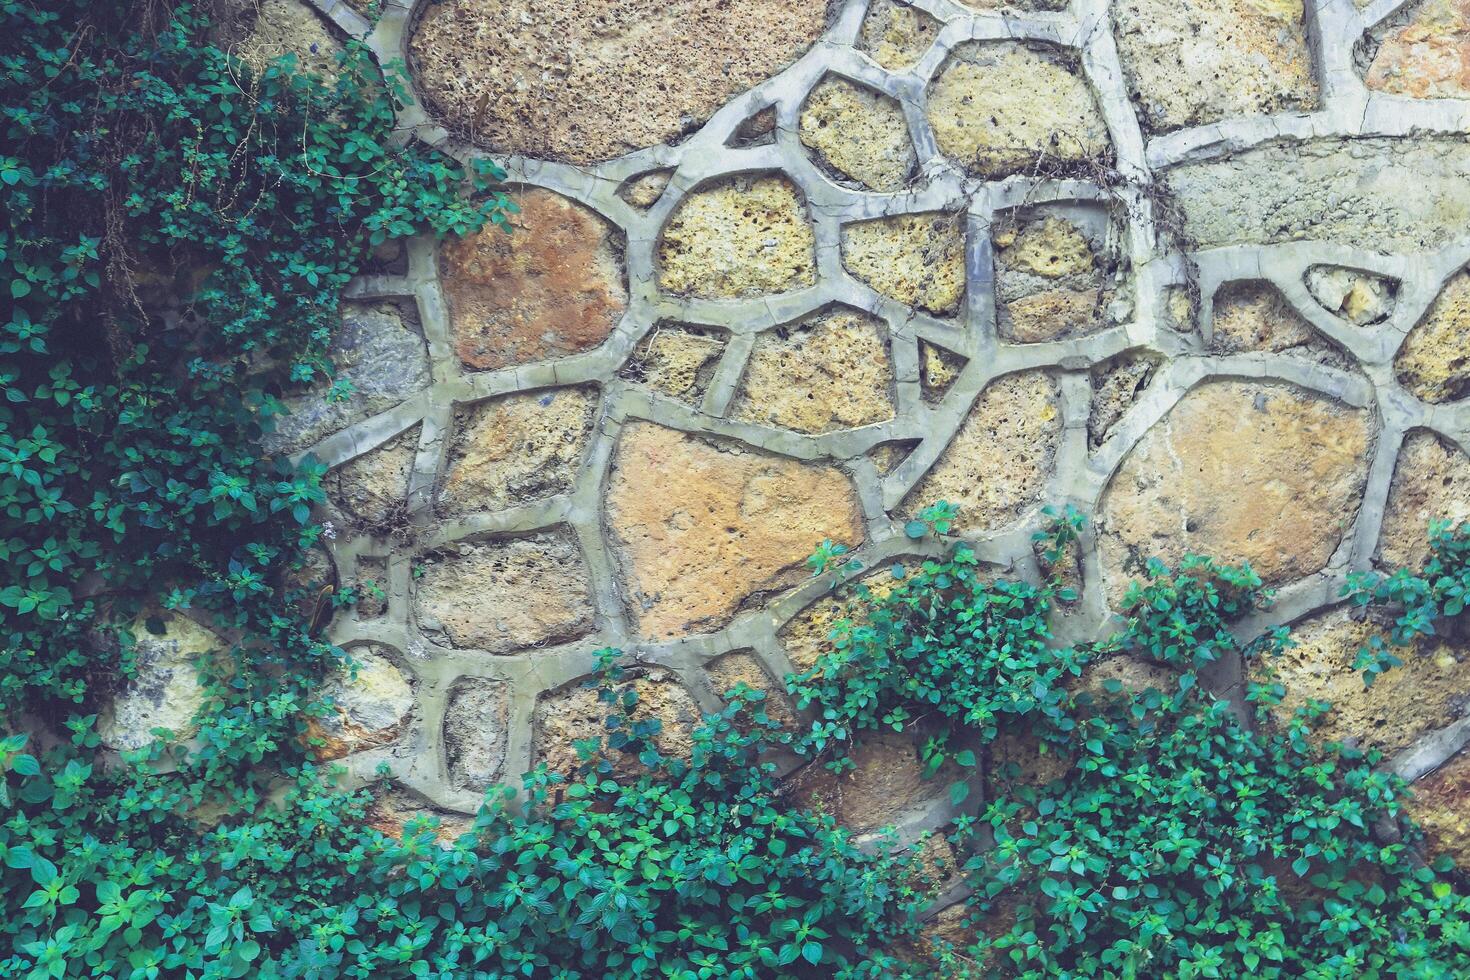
[443,677,512,791]
[533,671,699,776]
[994,211,1115,344]
[1378,430,1470,571]
[441,189,626,372]
[408,0,831,165]
[1395,269,1470,404]
[312,647,415,760]
[1407,749,1470,868]
[1210,281,1347,367]
[657,175,817,299]
[786,729,944,832]
[605,422,864,640]
[1365,0,1470,100]
[842,212,966,316]
[927,42,1110,179]
[1098,381,1373,597]
[799,76,915,191]
[99,613,222,753]
[1088,353,1158,449]
[857,0,941,71]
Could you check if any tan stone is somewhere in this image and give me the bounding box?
[706,652,796,727]
[1366,0,1470,100]
[443,677,511,791]
[408,0,828,164]
[442,189,626,371]
[100,614,223,753]
[1002,287,1105,343]
[606,423,864,640]
[619,171,672,209]
[1262,607,1470,754]
[1089,353,1157,449]
[786,729,939,832]
[858,0,942,71]
[901,371,1063,535]
[657,175,816,299]
[997,216,1095,280]
[1111,0,1318,132]
[440,387,598,516]
[311,647,415,760]
[870,440,919,476]
[800,77,915,191]
[1304,266,1398,326]
[414,529,595,652]
[1099,382,1372,597]
[920,342,965,400]
[1396,270,1470,404]
[217,0,344,83]
[730,309,895,433]
[995,213,1111,343]
[620,326,727,405]
[326,427,416,530]
[353,558,389,619]
[1407,749,1470,867]
[367,786,476,845]
[842,212,966,316]
[1211,281,1319,354]
[533,671,700,776]
[780,564,907,674]
[927,43,1110,178]
[1378,430,1470,570]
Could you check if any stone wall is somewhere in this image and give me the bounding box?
[127,0,1470,869]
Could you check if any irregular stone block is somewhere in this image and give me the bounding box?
[800,76,915,191]
[1210,281,1351,368]
[779,563,906,674]
[787,729,943,832]
[1366,0,1470,100]
[618,171,672,210]
[408,0,829,164]
[1304,266,1399,326]
[533,670,699,776]
[657,175,816,299]
[442,190,626,372]
[730,308,896,433]
[443,677,511,791]
[994,212,1116,343]
[1099,381,1372,596]
[439,386,599,516]
[919,341,965,401]
[606,423,864,639]
[901,371,1063,535]
[414,529,595,652]
[311,646,415,760]
[619,325,728,405]
[927,42,1110,179]
[100,614,222,753]
[367,786,476,846]
[706,652,795,727]
[1378,430,1470,570]
[1088,353,1158,449]
[857,0,941,71]
[213,0,343,83]
[1112,0,1318,132]
[1395,269,1470,404]
[1407,749,1470,868]
[842,212,965,316]
[326,426,417,530]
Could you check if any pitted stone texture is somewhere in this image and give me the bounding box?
[1210,281,1350,368]
[730,309,895,433]
[408,0,829,164]
[311,647,414,760]
[214,0,344,83]
[1378,431,1470,570]
[779,563,906,674]
[1365,0,1470,100]
[870,440,919,476]
[1164,137,1470,252]
[441,190,626,372]
[920,342,966,401]
[1395,269,1470,404]
[439,386,599,516]
[100,614,222,753]
[1304,266,1399,326]
[858,0,941,70]
[1111,0,1318,133]
[706,652,796,727]
[619,326,728,405]
[533,670,700,776]
[1099,382,1372,596]
[788,729,941,832]
[326,427,417,530]
[994,213,1113,343]
[901,371,1063,535]
[1089,353,1158,449]
[927,42,1110,179]
[657,175,817,299]
[1407,749,1470,867]
[414,529,595,652]
[1261,607,1470,754]
[842,212,965,316]
[619,171,673,209]
[443,677,512,791]
[353,558,389,619]
[264,303,428,454]
[606,423,864,640]
[800,76,915,191]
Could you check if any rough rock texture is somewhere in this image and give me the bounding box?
[439,386,599,515]
[706,652,795,726]
[533,671,699,775]
[788,729,941,832]
[1099,382,1372,594]
[441,190,626,371]
[858,0,941,70]
[326,427,417,530]
[1365,0,1470,100]
[658,175,817,298]
[443,677,512,791]
[1378,430,1470,570]
[902,371,1063,535]
[414,529,595,652]
[1408,749,1470,867]
[842,212,966,315]
[312,647,414,760]
[408,0,829,164]
[1111,0,1318,132]
[619,326,727,404]
[619,171,673,209]
[1305,266,1399,326]
[870,440,919,475]
[1164,137,1470,252]
[730,309,895,433]
[606,423,864,639]
[800,76,915,191]
[353,557,389,619]
[1210,281,1349,367]
[780,564,906,673]
[920,342,966,400]
[215,0,344,82]
[100,614,221,753]
[1395,269,1470,404]
[1262,607,1470,754]
[367,786,476,845]
[995,212,1115,343]
[927,43,1110,178]
[265,304,429,454]
[1089,353,1158,449]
